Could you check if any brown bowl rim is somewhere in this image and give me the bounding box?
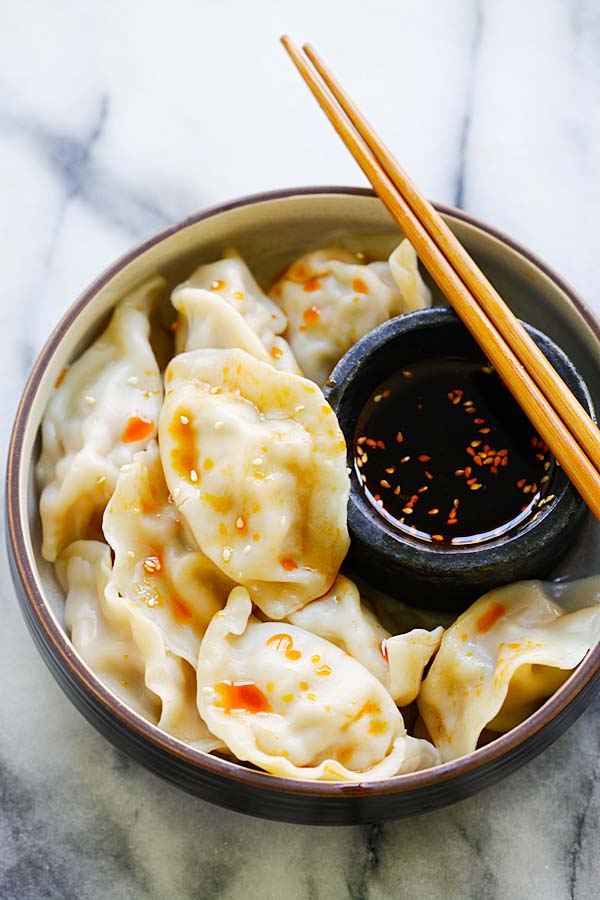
[7,185,600,799]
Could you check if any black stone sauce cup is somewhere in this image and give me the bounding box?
[325,307,594,612]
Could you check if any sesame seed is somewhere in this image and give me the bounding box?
[222,547,232,562]
[253,457,264,466]
[127,376,138,385]
[179,415,189,425]
[190,469,198,482]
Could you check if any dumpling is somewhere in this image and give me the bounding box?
[103,441,233,666]
[197,587,440,781]
[159,348,350,619]
[288,575,443,705]
[56,540,159,722]
[418,577,600,761]
[37,277,165,561]
[269,239,431,384]
[56,540,223,750]
[172,289,274,364]
[172,250,301,374]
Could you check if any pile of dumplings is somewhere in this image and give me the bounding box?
[38,238,600,781]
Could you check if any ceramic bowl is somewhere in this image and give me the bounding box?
[7,187,600,825]
[326,307,592,610]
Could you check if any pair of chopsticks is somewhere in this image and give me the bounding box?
[281,36,600,521]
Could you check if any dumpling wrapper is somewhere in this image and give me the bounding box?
[418,577,600,761]
[37,277,165,560]
[172,250,300,374]
[270,239,431,384]
[197,587,440,781]
[57,541,223,750]
[159,348,350,619]
[103,442,233,667]
[288,575,443,705]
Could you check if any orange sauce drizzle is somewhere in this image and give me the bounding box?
[280,557,298,571]
[271,346,284,360]
[168,412,197,482]
[204,493,233,514]
[316,664,332,677]
[353,278,368,294]
[214,680,271,714]
[266,633,302,661]
[210,279,226,291]
[475,602,506,634]
[368,719,388,735]
[122,416,154,444]
[54,368,67,388]
[171,596,193,624]
[302,306,320,326]
[303,278,320,293]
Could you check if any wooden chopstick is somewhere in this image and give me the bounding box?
[280,35,600,520]
[302,42,600,477]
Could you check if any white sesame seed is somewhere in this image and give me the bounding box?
[96,475,106,485]
[127,376,138,385]
[236,516,245,529]
[179,415,189,425]
[222,547,232,562]
[190,469,198,482]
[295,405,305,413]
[253,457,263,466]
[209,386,220,394]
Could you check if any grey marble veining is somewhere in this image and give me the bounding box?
[3,1,600,897]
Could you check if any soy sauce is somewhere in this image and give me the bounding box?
[354,358,555,545]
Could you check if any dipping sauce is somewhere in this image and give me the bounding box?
[354,358,555,545]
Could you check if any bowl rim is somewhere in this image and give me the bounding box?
[7,184,600,799]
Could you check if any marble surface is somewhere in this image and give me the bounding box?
[2,0,600,897]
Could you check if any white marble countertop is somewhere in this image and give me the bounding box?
[3,1,600,897]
